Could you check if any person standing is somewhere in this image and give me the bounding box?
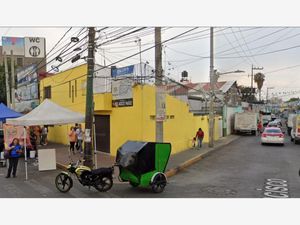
[6,138,22,178]
[34,126,42,146]
[195,128,204,149]
[257,120,263,135]
[41,126,48,145]
[68,127,77,154]
[75,124,83,154]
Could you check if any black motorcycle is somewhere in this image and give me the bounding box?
[55,160,114,193]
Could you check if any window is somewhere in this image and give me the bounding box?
[44,86,51,99]
[16,58,23,67]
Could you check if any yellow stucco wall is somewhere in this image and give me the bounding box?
[40,64,221,156]
[164,94,220,154]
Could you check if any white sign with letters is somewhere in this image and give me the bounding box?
[24,37,45,58]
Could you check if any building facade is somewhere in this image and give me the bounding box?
[40,64,222,156]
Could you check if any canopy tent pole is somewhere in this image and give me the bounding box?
[23,127,28,180]
[93,120,97,169]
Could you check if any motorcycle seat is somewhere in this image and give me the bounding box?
[91,167,113,176]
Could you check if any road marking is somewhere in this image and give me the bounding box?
[263,178,289,198]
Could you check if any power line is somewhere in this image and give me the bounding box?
[216,43,300,59]
[220,28,300,57]
[49,27,199,89]
[221,29,253,66]
[237,28,259,65]
[216,27,288,56]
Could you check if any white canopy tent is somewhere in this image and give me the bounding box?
[6,99,85,180]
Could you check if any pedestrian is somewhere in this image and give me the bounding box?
[75,124,83,154]
[5,138,22,178]
[41,126,48,145]
[257,121,263,135]
[68,127,77,154]
[34,126,41,146]
[195,128,204,149]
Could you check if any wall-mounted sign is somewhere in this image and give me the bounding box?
[1,37,25,55]
[24,37,45,58]
[111,65,134,77]
[111,65,134,107]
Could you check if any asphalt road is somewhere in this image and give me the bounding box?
[1,134,300,198]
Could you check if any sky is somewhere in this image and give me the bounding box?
[1,26,300,101]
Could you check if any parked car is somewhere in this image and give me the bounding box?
[261,127,285,146]
[267,120,282,128]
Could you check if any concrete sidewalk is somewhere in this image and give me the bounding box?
[40,135,239,177]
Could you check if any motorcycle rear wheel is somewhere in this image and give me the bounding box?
[94,176,113,192]
[55,173,73,193]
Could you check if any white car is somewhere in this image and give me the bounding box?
[261,127,285,146]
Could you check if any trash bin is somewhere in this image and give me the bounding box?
[30,151,36,159]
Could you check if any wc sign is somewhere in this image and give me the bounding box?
[24,37,45,58]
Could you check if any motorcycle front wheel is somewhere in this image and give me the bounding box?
[55,173,73,193]
[94,176,113,192]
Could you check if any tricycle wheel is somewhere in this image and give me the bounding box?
[55,173,73,193]
[94,176,113,192]
[129,181,139,187]
[151,172,167,193]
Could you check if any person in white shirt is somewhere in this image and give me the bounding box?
[75,124,83,154]
[41,126,48,146]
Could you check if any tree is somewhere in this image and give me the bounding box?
[286,97,300,103]
[254,72,265,101]
[238,85,257,103]
[0,59,15,105]
[0,64,7,104]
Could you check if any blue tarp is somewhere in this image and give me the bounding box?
[0,103,22,122]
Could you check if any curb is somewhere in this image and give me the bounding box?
[165,136,239,178]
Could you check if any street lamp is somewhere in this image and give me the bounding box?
[208,68,245,146]
[214,69,245,82]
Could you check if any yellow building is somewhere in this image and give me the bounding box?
[40,63,221,156]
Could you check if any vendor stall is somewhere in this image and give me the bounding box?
[6,99,85,180]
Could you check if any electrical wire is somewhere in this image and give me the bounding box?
[49,27,199,89]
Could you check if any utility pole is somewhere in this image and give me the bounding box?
[10,50,15,110]
[155,27,164,142]
[83,27,96,168]
[136,38,142,83]
[4,52,11,107]
[208,27,214,148]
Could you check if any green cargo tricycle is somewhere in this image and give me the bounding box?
[116,141,171,193]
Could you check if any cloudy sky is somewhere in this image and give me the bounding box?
[1,26,300,100]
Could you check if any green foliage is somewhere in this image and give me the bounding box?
[239,86,257,102]
[0,64,7,104]
[286,97,300,102]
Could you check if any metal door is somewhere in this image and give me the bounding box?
[95,115,110,153]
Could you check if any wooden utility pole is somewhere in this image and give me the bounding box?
[208,27,215,148]
[4,52,11,107]
[155,27,164,142]
[83,27,96,168]
[10,50,15,110]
